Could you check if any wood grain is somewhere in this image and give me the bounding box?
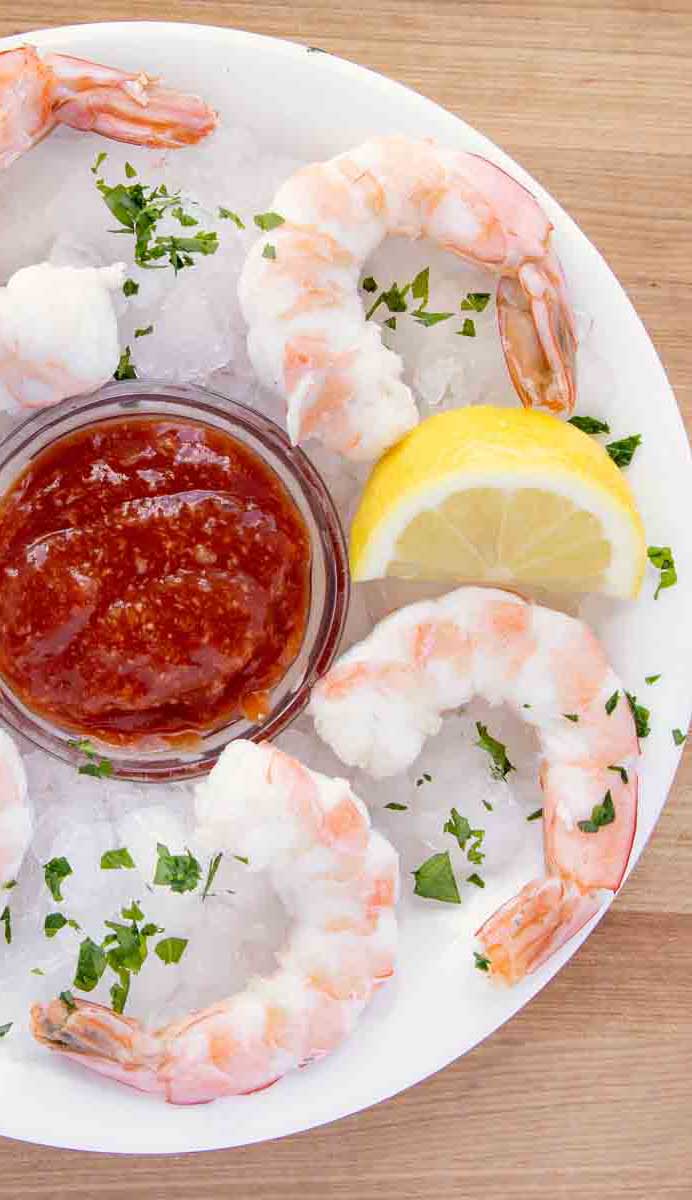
[0,2,690,1195]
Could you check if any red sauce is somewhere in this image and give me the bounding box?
[0,418,311,746]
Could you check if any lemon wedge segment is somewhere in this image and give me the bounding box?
[349,407,646,597]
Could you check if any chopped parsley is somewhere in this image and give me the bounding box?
[0,1023,12,1038]
[121,900,144,922]
[412,851,461,904]
[626,691,651,739]
[444,808,485,865]
[563,713,579,722]
[1,880,16,891]
[44,913,80,939]
[91,151,108,175]
[605,690,619,715]
[412,267,430,306]
[94,163,219,273]
[413,310,453,328]
[647,545,677,599]
[101,848,136,871]
[475,722,515,781]
[134,324,153,338]
[218,207,245,228]
[110,972,130,1015]
[122,278,139,297]
[673,728,687,746]
[262,243,277,260]
[608,765,629,784]
[568,415,611,435]
[73,937,107,992]
[384,316,397,330]
[1,905,10,945]
[645,674,661,685]
[233,855,250,866]
[460,292,491,313]
[124,161,137,179]
[416,772,432,787]
[361,276,378,293]
[527,807,543,822]
[60,991,76,1012]
[43,857,73,903]
[473,951,491,972]
[154,844,201,894]
[577,789,615,833]
[202,852,223,901]
[385,802,408,811]
[113,347,137,381]
[67,738,113,779]
[253,211,285,232]
[466,872,485,888]
[155,937,188,965]
[458,317,476,337]
[606,434,641,468]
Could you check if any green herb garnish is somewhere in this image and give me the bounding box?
[43,857,72,903]
[568,415,611,435]
[202,853,223,901]
[60,991,76,1012]
[606,434,641,468]
[254,211,285,232]
[626,691,650,739]
[134,325,153,338]
[362,276,378,293]
[101,848,135,871]
[73,937,107,992]
[155,937,188,965]
[444,808,485,865]
[384,317,397,330]
[577,789,615,833]
[416,773,432,787]
[218,207,245,228]
[527,808,543,822]
[124,162,137,179]
[475,722,515,780]
[121,901,144,922]
[645,674,661,685]
[0,1023,12,1038]
[171,204,198,227]
[91,151,108,175]
[44,913,80,939]
[113,347,137,381]
[563,713,579,722]
[673,728,687,747]
[474,951,491,972]
[605,691,619,715]
[154,844,201,894]
[67,738,114,778]
[460,292,491,313]
[647,545,677,599]
[466,872,485,888]
[122,278,139,297]
[1,906,10,945]
[458,317,476,337]
[110,972,131,1015]
[412,851,461,904]
[413,310,453,327]
[262,243,277,260]
[95,166,219,272]
[608,765,629,784]
[384,802,408,811]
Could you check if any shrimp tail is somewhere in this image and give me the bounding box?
[497,255,577,415]
[30,997,165,1096]
[476,876,603,985]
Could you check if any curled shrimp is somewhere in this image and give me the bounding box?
[238,135,577,462]
[309,586,638,983]
[0,44,218,170]
[31,740,399,1104]
[0,261,125,411]
[0,728,31,889]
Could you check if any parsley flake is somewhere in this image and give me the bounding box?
[626,691,651,739]
[0,1023,12,1038]
[122,278,139,297]
[673,728,687,747]
[60,991,76,1012]
[577,789,616,833]
[466,872,485,888]
[43,857,72,903]
[475,722,515,780]
[44,913,80,939]
[460,292,491,313]
[1,905,10,945]
[262,243,277,260]
[458,317,476,337]
[413,851,461,904]
[568,415,611,435]
[413,309,453,327]
[100,848,135,871]
[605,691,619,716]
[155,937,188,965]
[254,211,285,232]
[606,434,641,468]
[218,207,245,228]
[124,161,137,179]
[113,347,137,381]
[527,808,544,822]
[416,773,432,787]
[361,276,378,293]
[647,545,677,599]
[645,674,661,685]
[563,713,579,722]
[385,802,408,811]
[154,844,201,894]
[474,951,491,972]
[91,151,107,175]
[202,853,223,901]
[74,937,107,992]
[608,765,629,784]
[134,325,153,338]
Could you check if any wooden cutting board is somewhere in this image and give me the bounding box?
[0,3,690,1196]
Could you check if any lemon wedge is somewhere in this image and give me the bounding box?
[350,407,646,596]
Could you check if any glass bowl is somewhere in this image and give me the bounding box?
[0,381,350,781]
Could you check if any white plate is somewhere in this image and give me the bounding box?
[0,20,690,1155]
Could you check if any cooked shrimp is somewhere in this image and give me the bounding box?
[0,261,125,411]
[310,586,638,983]
[0,728,31,889]
[0,44,218,170]
[238,136,577,461]
[31,740,399,1103]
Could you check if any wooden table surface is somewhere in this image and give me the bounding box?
[0,2,690,1196]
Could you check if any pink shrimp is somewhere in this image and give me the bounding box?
[238,135,577,462]
[31,740,399,1103]
[0,44,217,170]
[309,585,639,983]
